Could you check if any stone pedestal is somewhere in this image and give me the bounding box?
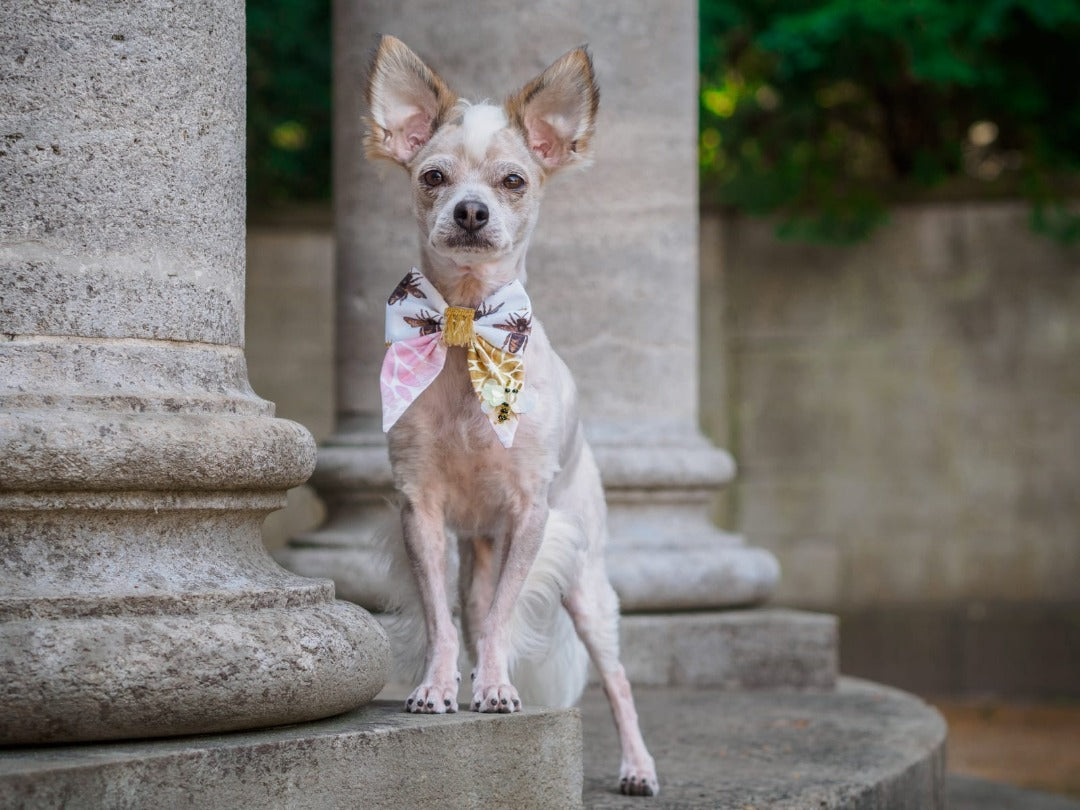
[0,1,388,744]
[279,0,778,612]
[0,705,584,810]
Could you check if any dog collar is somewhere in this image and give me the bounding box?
[380,268,535,448]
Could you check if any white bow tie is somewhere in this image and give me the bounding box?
[380,269,536,448]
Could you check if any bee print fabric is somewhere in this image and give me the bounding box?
[381,268,535,448]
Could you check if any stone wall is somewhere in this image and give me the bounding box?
[701,201,1080,609]
[250,200,1080,608]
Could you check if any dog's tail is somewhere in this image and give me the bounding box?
[508,508,590,708]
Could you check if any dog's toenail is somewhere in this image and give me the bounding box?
[426,701,434,708]
[444,699,451,707]
[500,698,507,705]
[407,698,413,705]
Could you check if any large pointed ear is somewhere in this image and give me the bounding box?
[364,35,458,166]
[505,46,599,173]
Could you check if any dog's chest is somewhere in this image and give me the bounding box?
[388,347,552,533]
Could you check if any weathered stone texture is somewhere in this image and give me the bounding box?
[581,679,946,809]
[606,609,838,690]
[0,704,584,810]
[0,1,246,345]
[0,1,389,744]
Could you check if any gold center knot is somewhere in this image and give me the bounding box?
[442,306,475,347]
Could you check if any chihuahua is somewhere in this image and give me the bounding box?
[365,35,658,797]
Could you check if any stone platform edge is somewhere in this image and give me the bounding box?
[0,702,584,810]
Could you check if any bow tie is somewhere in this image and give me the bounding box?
[380,268,536,448]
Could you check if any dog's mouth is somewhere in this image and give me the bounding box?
[435,232,504,257]
[443,232,496,251]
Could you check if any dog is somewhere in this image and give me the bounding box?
[364,35,659,797]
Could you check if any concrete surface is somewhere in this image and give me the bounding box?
[0,703,584,810]
[580,678,946,809]
[610,609,837,689]
[2,678,945,809]
[701,203,1080,609]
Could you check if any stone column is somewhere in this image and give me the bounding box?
[0,2,388,744]
[280,0,778,611]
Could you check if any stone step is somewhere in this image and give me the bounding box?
[581,678,946,809]
[3,677,946,809]
[611,608,838,690]
[0,703,584,810]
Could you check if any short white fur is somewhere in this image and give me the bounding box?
[460,102,508,163]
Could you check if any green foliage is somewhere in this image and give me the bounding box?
[247,0,331,208]
[700,0,1080,243]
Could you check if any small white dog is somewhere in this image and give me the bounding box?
[365,35,658,797]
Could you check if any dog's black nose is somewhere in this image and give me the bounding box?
[453,199,489,233]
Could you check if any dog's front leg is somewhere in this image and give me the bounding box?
[401,500,461,713]
[470,501,548,713]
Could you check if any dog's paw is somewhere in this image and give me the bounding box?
[469,682,521,714]
[619,758,659,797]
[404,676,459,714]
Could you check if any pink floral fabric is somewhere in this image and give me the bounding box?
[380,333,446,432]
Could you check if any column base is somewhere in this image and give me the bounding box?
[606,545,780,611]
[1,600,389,745]
[1,489,390,745]
[593,424,781,610]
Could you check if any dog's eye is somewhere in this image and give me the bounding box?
[502,173,526,190]
[421,169,444,187]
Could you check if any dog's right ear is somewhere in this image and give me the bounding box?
[505,46,599,174]
[364,35,458,167]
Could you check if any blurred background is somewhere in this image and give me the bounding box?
[244,0,1079,800]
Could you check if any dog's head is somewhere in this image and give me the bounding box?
[364,35,598,285]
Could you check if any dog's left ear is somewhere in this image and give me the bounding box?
[364,35,458,167]
[505,46,599,173]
